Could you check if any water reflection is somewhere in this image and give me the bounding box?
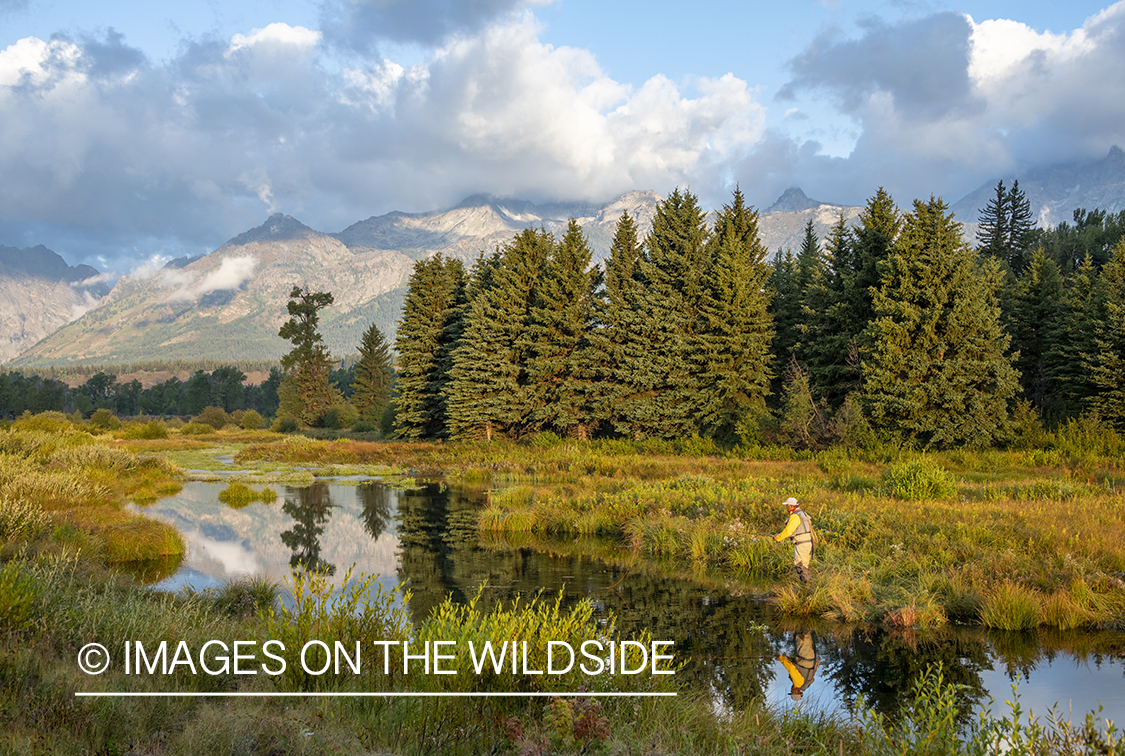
[779,628,819,703]
[280,482,337,576]
[141,478,1125,723]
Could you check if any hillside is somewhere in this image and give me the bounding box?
[0,245,109,364]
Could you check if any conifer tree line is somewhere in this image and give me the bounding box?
[393,184,1125,446]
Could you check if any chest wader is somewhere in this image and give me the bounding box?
[792,510,813,583]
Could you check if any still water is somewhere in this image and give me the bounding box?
[136,479,1125,724]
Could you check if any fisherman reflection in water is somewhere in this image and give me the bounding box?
[778,628,819,703]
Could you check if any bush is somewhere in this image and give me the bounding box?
[351,419,377,433]
[881,458,956,500]
[12,411,73,433]
[89,408,119,431]
[240,409,263,430]
[378,400,396,438]
[121,420,169,439]
[196,406,229,430]
[271,416,299,433]
[321,403,358,430]
[530,431,563,449]
[0,561,39,632]
[179,421,216,435]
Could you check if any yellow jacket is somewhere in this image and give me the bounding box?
[774,509,813,544]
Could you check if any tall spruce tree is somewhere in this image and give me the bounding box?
[444,228,552,440]
[767,247,798,400]
[1090,239,1125,429]
[799,214,855,407]
[523,219,602,439]
[696,188,773,444]
[353,323,394,424]
[627,189,711,439]
[278,286,340,426]
[1044,254,1104,420]
[1008,248,1064,410]
[863,197,1018,447]
[393,254,466,440]
[977,179,1034,273]
[595,211,646,438]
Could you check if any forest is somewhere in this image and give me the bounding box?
[3,182,1124,450]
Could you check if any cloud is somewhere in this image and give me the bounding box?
[764,4,1125,207]
[164,254,257,302]
[69,290,101,322]
[319,0,556,52]
[0,16,765,267]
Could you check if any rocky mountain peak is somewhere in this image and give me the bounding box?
[767,187,827,213]
[224,213,315,247]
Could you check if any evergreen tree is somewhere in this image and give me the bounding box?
[445,229,552,440]
[1044,255,1104,420]
[393,254,466,440]
[977,179,1034,273]
[353,323,394,424]
[627,189,711,439]
[696,189,774,444]
[278,286,340,426]
[863,197,1018,447]
[522,219,602,439]
[594,211,646,438]
[1008,248,1064,410]
[1090,240,1125,429]
[767,247,798,399]
[799,214,855,407]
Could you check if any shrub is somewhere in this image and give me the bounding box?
[271,416,299,433]
[321,402,358,430]
[530,431,563,449]
[240,409,263,430]
[121,420,169,439]
[12,411,73,433]
[89,408,119,431]
[350,419,377,433]
[179,421,216,435]
[881,458,956,501]
[196,406,229,430]
[0,560,39,632]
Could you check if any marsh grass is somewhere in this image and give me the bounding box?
[218,480,278,508]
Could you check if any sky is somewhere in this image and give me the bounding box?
[2,0,1124,275]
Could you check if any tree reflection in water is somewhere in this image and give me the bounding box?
[261,479,1121,723]
[280,482,337,576]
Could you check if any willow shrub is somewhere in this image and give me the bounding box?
[881,458,957,501]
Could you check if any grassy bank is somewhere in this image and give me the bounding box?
[1,555,1119,755]
[1,413,185,567]
[231,433,1125,630]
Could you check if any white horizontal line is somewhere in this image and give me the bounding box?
[75,691,676,698]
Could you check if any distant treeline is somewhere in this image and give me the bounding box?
[0,363,357,419]
[5,359,281,387]
[392,183,1125,447]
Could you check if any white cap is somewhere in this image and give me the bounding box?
[784,497,799,508]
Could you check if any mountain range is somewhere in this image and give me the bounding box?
[5,147,1123,368]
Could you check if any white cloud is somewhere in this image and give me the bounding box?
[164,254,257,302]
[0,15,766,263]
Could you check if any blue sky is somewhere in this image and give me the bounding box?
[1,0,1123,273]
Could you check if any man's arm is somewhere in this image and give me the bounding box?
[774,513,800,542]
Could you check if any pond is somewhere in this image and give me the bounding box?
[135,479,1125,724]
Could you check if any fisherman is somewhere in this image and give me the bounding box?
[773,497,814,583]
[778,627,819,703]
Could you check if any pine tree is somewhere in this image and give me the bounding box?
[627,189,711,439]
[1090,239,1125,429]
[278,287,340,426]
[696,188,773,444]
[444,228,552,440]
[767,247,798,399]
[353,323,394,424]
[393,254,466,440]
[863,197,1019,447]
[522,219,602,439]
